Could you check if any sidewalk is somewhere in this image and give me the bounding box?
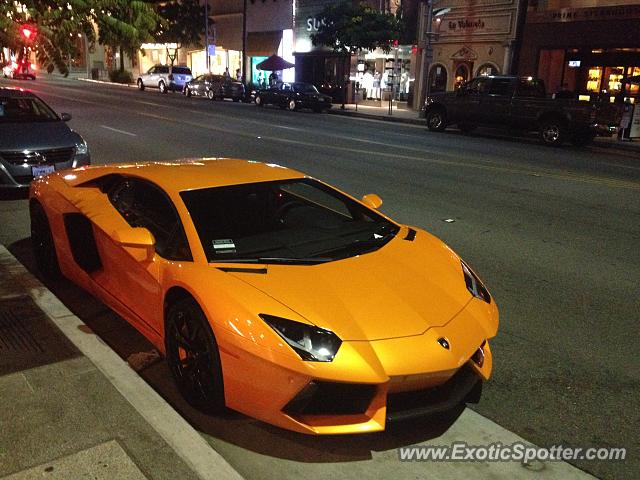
[0,245,243,480]
[328,104,640,155]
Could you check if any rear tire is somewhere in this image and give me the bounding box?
[207,89,215,100]
[255,95,263,107]
[539,118,566,146]
[159,81,167,94]
[30,202,61,279]
[426,109,447,132]
[287,99,297,111]
[137,79,145,91]
[166,297,225,413]
[184,87,191,97]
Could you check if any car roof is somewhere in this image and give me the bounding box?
[65,158,307,193]
[0,87,37,98]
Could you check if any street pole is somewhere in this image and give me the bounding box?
[416,0,435,110]
[242,0,248,84]
[205,0,210,72]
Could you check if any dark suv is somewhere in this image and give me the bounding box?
[184,74,245,102]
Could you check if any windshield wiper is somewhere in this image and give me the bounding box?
[211,257,331,265]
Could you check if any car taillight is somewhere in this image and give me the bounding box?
[168,74,174,80]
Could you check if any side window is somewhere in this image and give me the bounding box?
[158,66,169,74]
[488,79,514,97]
[516,79,546,98]
[148,67,156,75]
[468,78,489,95]
[108,178,192,261]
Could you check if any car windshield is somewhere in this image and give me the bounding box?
[0,96,59,123]
[180,179,399,264]
[294,83,318,93]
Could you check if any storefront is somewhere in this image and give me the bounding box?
[413,0,522,108]
[519,3,640,103]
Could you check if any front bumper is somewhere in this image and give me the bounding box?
[217,298,497,434]
[0,151,90,189]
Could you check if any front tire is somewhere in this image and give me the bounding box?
[255,95,263,107]
[184,87,191,97]
[166,297,225,413]
[137,79,145,91]
[287,99,297,111]
[426,109,447,132]
[30,202,61,279]
[207,89,215,100]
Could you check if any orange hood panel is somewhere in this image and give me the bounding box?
[225,231,472,341]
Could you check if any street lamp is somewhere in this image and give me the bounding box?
[415,2,450,109]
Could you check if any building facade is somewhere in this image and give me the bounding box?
[413,0,524,108]
[518,0,640,102]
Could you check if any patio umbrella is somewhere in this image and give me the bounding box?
[256,55,294,71]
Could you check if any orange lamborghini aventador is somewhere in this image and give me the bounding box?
[29,159,499,434]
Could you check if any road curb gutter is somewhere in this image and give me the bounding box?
[0,245,244,480]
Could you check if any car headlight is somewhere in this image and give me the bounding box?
[461,260,491,303]
[259,314,342,362]
[75,141,88,156]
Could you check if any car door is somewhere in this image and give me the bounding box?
[143,66,157,85]
[191,75,205,95]
[94,177,192,334]
[481,77,515,125]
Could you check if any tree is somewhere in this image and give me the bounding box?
[154,0,209,65]
[0,1,97,76]
[310,2,402,55]
[96,0,160,72]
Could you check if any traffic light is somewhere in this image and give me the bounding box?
[21,26,34,41]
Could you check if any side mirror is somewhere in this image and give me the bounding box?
[112,227,155,262]
[362,193,383,209]
[60,112,72,122]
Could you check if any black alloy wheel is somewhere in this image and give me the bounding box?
[539,118,566,146]
[30,202,61,279]
[166,297,225,413]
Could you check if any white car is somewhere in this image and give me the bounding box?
[137,65,192,93]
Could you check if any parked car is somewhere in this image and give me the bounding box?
[184,74,245,102]
[255,82,333,112]
[423,76,619,146]
[30,158,498,434]
[0,87,90,189]
[136,65,192,93]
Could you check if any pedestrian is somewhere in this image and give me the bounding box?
[618,99,634,141]
[269,71,278,87]
[236,68,241,82]
[223,67,230,80]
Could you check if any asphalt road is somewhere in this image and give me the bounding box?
[1,76,638,480]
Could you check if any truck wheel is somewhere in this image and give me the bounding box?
[459,123,477,134]
[539,118,566,146]
[426,109,447,132]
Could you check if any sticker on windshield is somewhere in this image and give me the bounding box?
[212,239,236,254]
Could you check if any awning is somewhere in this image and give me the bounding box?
[247,31,282,57]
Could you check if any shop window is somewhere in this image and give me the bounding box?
[627,67,640,95]
[477,63,499,77]
[605,67,624,93]
[428,64,447,93]
[586,67,602,92]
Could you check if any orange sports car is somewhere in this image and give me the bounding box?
[29,159,499,434]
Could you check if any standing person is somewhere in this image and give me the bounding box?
[223,67,230,79]
[269,71,278,87]
[618,99,634,141]
[236,68,242,82]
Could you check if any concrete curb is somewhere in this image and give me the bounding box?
[76,77,137,88]
[0,245,244,480]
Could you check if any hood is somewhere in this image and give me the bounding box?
[225,229,473,341]
[0,121,79,151]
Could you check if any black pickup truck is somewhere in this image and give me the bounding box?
[423,76,619,146]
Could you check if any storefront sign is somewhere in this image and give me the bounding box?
[436,13,513,39]
[528,4,640,24]
[630,105,640,139]
[306,17,327,32]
